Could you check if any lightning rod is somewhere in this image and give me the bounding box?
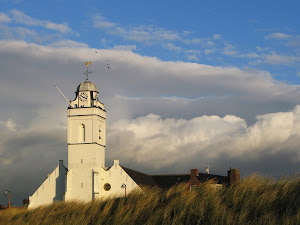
[55,85,73,108]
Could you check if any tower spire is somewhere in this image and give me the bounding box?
[83,62,92,81]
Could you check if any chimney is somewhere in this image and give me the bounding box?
[187,169,201,191]
[23,199,29,207]
[228,168,240,185]
[114,159,119,168]
[206,166,209,174]
[190,169,198,177]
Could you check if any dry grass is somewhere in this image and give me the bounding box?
[1,174,300,225]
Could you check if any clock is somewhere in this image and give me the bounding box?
[79,93,88,101]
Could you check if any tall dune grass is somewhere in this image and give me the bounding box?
[1,174,299,225]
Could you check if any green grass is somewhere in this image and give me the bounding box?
[1,174,300,225]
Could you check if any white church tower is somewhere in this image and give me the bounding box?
[29,63,141,208]
[65,63,106,201]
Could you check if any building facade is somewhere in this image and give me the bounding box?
[28,68,239,209]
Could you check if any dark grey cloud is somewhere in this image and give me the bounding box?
[0,128,67,206]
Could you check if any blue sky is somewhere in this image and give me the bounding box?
[1,0,300,205]
[1,0,300,83]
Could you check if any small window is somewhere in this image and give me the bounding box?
[81,159,83,164]
[190,185,198,192]
[104,183,111,191]
[80,124,85,142]
[99,126,102,141]
[81,183,83,188]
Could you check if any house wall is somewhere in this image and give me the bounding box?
[97,160,141,199]
[28,160,67,209]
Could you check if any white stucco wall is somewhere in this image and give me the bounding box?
[65,91,106,202]
[28,160,67,209]
[67,114,106,146]
[98,160,141,199]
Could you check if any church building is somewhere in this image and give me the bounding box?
[28,64,239,209]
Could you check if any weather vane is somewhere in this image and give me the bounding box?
[83,62,92,80]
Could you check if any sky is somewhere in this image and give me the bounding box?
[0,0,300,206]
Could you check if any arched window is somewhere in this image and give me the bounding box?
[80,124,85,142]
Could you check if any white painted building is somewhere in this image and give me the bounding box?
[29,160,67,208]
[29,71,141,209]
[28,65,238,208]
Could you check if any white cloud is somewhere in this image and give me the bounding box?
[93,13,179,44]
[15,27,37,39]
[213,34,221,40]
[108,106,300,171]
[206,41,215,47]
[10,9,41,26]
[45,22,70,33]
[222,43,238,56]
[113,45,136,51]
[186,54,198,61]
[0,40,299,129]
[119,25,179,43]
[0,40,298,105]
[48,39,89,48]
[204,49,216,55]
[9,10,71,33]
[0,12,11,23]
[265,32,291,40]
[244,52,260,58]
[264,52,298,65]
[287,36,300,47]
[256,46,269,52]
[183,38,202,45]
[248,51,299,66]
[248,59,262,66]
[93,13,116,29]
[162,43,182,52]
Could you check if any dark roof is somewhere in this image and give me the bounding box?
[152,174,190,189]
[121,166,229,189]
[152,173,229,189]
[197,173,229,184]
[121,166,157,188]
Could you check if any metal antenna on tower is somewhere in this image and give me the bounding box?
[84,62,92,80]
[55,85,73,108]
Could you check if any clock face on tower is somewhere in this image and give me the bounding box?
[79,93,88,101]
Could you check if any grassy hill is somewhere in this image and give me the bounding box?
[1,175,300,225]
